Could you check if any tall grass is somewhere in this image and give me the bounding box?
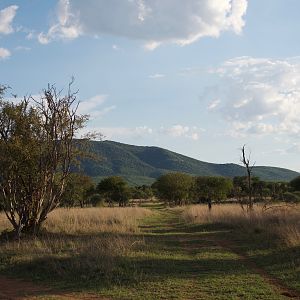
[44,207,152,234]
[0,207,152,284]
[182,204,300,247]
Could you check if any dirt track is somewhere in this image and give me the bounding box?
[0,276,107,300]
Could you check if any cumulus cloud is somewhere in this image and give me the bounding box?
[81,124,203,141]
[38,0,82,44]
[0,47,11,59]
[77,94,116,119]
[0,5,18,35]
[85,126,153,140]
[39,0,248,47]
[160,125,203,140]
[206,56,300,137]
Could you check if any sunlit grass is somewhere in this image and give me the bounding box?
[0,206,152,289]
[182,203,300,246]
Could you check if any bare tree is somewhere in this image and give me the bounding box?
[240,145,255,210]
[0,82,88,237]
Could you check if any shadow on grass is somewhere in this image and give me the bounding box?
[0,247,253,294]
[0,214,243,296]
[2,207,297,298]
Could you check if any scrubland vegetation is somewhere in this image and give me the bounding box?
[0,206,152,292]
[183,203,300,247]
[0,84,299,299]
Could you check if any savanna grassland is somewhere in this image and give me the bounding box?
[0,203,299,299]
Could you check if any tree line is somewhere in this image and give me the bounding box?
[60,172,300,210]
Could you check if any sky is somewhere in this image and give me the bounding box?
[1,0,300,171]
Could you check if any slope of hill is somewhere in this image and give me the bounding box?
[80,140,299,185]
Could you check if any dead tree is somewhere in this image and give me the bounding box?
[240,145,255,211]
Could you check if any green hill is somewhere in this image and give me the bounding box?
[79,140,299,185]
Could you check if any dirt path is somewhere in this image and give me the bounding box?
[142,208,300,300]
[0,276,108,299]
[215,239,299,299]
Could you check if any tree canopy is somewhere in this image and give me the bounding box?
[194,176,233,203]
[97,176,131,206]
[61,173,95,208]
[153,172,194,205]
[290,176,300,192]
[0,83,88,236]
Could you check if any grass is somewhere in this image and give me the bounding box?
[182,203,300,292]
[0,207,152,291]
[44,207,153,234]
[182,203,300,247]
[0,203,299,299]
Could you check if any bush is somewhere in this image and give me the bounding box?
[283,192,300,203]
[90,194,105,207]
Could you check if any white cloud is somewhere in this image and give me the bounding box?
[84,126,153,140]
[0,5,18,35]
[78,94,116,119]
[149,73,165,79]
[38,0,82,44]
[15,46,31,51]
[206,56,300,137]
[0,47,11,59]
[39,0,248,47]
[207,99,220,110]
[160,125,203,140]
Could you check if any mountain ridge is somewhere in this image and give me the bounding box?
[80,140,299,185]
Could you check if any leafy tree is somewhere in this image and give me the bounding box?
[194,176,233,209]
[283,192,300,203]
[131,185,153,200]
[233,176,248,205]
[153,172,194,206]
[97,176,131,207]
[89,193,104,207]
[61,173,95,207]
[290,176,300,191]
[267,181,289,201]
[0,83,88,236]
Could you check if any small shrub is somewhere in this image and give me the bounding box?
[90,193,104,207]
[283,192,300,203]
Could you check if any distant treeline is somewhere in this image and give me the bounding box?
[61,172,300,208]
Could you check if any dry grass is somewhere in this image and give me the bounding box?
[0,206,152,234]
[44,206,152,234]
[182,203,300,247]
[0,207,152,284]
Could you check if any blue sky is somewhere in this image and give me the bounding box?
[1,0,300,171]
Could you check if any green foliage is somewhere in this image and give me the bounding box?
[131,185,153,199]
[266,181,289,201]
[290,176,300,191]
[97,176,131,206]
[283,192,300,203]
[61,173,95,207]
[233,176,290,203]
[153,172,194,205]
[194,176,233,203]
[89,193,104,207]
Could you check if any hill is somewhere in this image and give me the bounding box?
[79,140,299,185]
